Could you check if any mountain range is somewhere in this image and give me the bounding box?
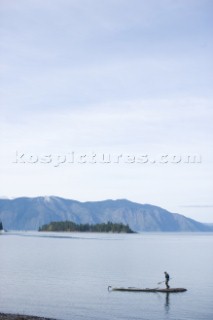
[0,196,212,232]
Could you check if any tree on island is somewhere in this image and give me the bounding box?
[0,221,3,231]
[39,221,135,233]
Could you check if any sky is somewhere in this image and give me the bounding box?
[0,0,213,222]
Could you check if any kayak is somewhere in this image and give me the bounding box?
[108,286,187,293]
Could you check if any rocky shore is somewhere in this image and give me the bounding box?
[0,313,56,320]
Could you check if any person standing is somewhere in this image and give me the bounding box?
[164,271,170,289]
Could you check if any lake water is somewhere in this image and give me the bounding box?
[0,232,213,320]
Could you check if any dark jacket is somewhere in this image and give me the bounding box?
[165,273,170,280]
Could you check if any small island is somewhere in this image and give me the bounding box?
[0,221,3,233]
[39,221,135,233]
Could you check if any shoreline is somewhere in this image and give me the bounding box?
[0,313,56,320]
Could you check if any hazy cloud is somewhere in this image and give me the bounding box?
[0,0,213,222]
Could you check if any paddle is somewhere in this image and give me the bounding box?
[157,278,172,285]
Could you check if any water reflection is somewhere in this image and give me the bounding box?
[164,292,170,314]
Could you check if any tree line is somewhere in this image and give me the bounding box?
[39,221,134,233]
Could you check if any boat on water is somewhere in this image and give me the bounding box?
[108,286,187,293]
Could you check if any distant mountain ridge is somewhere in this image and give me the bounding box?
[0,196,212,232]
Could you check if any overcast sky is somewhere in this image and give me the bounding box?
[0,0,213,222]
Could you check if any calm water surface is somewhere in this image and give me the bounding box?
[0,232,213,320]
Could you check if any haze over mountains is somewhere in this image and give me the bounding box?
[0,196,212,232]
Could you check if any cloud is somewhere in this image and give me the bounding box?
[1,98,213,171]
[0,0,213,222]
[1,0,212,122]
[180,205,213,208]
